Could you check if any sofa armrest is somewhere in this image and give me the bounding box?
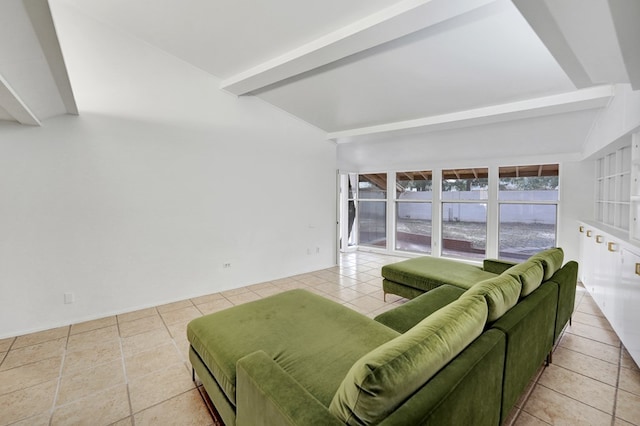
[236,350,343,426]
[483,259,518,274]
[548,260,578,342]
[375,285,465,333]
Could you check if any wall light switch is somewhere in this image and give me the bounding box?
[64,293,75,304]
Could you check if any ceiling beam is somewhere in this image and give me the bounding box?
[23,0,78,115]
[513,0,593,89]
[220,0,497,96]
[608,0,640,90]
[0,72,41,126]
[327,85,614,143]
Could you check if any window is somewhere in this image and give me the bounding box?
[498,164,559,261]
[358,173,387,248]
[343,164,562,261]
[441,168,488,259]
[395,171,432,253]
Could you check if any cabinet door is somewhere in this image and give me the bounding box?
[619,249,640,366]
[598,236,620,320]
[581,229,597,290]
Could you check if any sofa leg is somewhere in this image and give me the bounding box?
[192,368,195,382]
[383,292,387,302]
[569,316,572,326]
[546,351,553,366]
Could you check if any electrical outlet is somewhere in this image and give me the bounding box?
[223,262,232,269]
[64,293,75,304]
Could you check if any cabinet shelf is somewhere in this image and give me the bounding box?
[595,145,632,231]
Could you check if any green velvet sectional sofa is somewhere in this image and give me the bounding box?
[381,247,577,345]
[186,248,577,426]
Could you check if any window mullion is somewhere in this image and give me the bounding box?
[387,171,395,254]
[487,165,499,258]
[432,168,442,257]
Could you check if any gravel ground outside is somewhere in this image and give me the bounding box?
[386,219,556,260]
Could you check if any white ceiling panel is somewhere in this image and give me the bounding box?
[255,0,575,131]
[0,105,15,122]
[57,0,395,78]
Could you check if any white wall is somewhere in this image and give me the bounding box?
[583,84,640,159]
[337,110,594,172]
[558,160,594,262]
[0,3,336,338]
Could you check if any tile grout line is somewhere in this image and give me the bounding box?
[563,329,621,349]
[610,343,623,426]
[534,382,616,419]
[116,311,135,423]
[558,345,620,369]
[0,337,16,367]
[49,326,72,425]
[549,358,618,396]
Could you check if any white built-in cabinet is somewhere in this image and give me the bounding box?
[580,134,640,366]
[631,135,640,241]
[578,221,640,366]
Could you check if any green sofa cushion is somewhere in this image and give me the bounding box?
[381,256,496,292]
[463,274,521,322]
[329,295,488,426]
[504,260,544,297]
[187,289,399,408]
[528,247,564,281]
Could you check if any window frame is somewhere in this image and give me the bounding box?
[497,164,560,261]
[440,168,489,260]
[357,173,388,249]
[394,171,433,254]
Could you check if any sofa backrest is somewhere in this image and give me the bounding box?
[528,247,564,281]
[329,295,488,426]
[463,274,521,322]
[503,260,544,297]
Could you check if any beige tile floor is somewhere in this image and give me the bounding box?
[1,251,639,425]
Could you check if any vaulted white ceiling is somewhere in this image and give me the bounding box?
[1,0,638,147]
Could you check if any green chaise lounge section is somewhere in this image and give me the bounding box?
[187,289,398,425]
[381,256,496,298]
[381,248,566,300]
